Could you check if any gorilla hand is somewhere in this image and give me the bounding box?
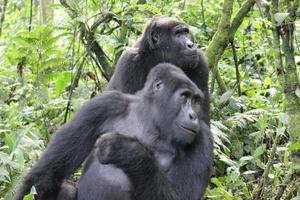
[95,133,156,173]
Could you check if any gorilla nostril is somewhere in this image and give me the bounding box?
[187,41,195,49]
[189,112,197,120]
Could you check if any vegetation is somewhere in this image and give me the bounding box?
[0,0,299,199]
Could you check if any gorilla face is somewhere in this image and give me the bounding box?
[145,16,199,69]
[171,88,203,145]
[145,64,204,146]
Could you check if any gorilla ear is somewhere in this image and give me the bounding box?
[152,31,159,43]
[148,30,160,49]
[153,80,164,92]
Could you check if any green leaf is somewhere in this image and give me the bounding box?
[211,177,222,187]
[41,57,65,71]
[239,156,254,166]
[276,127,286,136]
[243,170,256,175]
[274,13,289,25]
[295,56,300,63]
[34,86,49,106]
[219,91,232,104]
[295,87,300,98]
[219,155,238,167]
[24,193,34,200]
[4,133,14,153]
[54,72,71,96]
[279,113,289,125]
[0,166,10,182]
[268,174,275,179]
[15,148,25,166]
[73,15,87,23]
[246,89,256,97]
[254,145,266,158]
[290,197,300,200]
[263,77,272,86]
[288,142,300,152]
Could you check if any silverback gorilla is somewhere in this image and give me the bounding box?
[15,64,213,200]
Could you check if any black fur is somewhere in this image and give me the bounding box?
[15,64,213,200]
[78,63,213,200]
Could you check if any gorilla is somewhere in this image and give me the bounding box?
[15,64,213,200]
[108,16,210,125]
[105,16,211,199]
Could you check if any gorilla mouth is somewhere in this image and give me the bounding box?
[184,53,197,57]
[182,49,198,57]
[177,124,197,135]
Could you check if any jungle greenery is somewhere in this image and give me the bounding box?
[0,0,299,199]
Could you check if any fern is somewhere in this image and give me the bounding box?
[211,120,230,156]
[4,25,67,86]
[226,109,268,129]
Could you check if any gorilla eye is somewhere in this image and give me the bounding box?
[180,91,191,99]
[192,95,202,104]
[175,28,189,35]
[182,28,189,33]
[153,80,164,92]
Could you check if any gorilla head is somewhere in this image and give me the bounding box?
[137,16,200,69]
[140,64,204,146]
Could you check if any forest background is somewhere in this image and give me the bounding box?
[0,0,299,199]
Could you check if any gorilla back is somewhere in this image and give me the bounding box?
[15,63,213,200]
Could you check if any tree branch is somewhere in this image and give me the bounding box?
[205,0,234,91]
[0,0,8,37]
[205,0,255,93]
[64,55,87,123]
[205,0,234,69]
[231,40,241,97]
[254,134,280,200]
[270,0,285,87]
[60,0,113,79]
[230,0,256,38]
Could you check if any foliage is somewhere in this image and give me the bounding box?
[0,0,299,199]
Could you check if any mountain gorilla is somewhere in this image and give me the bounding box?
[77,64,213,200]
[108,16,210,125]
[15,64,213,200]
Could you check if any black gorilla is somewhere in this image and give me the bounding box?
[77,64,212,200]
[15,64,213,200]
[108,16,210,125]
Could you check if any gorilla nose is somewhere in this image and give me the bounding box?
[189,112,197,121]
[187,41,195,49]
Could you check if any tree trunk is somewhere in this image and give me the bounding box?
[0,0,8,37]
[40,0,54,24]
[270,3,300,197]
[271,0,300,143]
[205,0,256,93]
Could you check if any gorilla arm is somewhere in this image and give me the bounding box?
[107,48,157,94]
[94,133,181,200]
[15,91,129,200]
